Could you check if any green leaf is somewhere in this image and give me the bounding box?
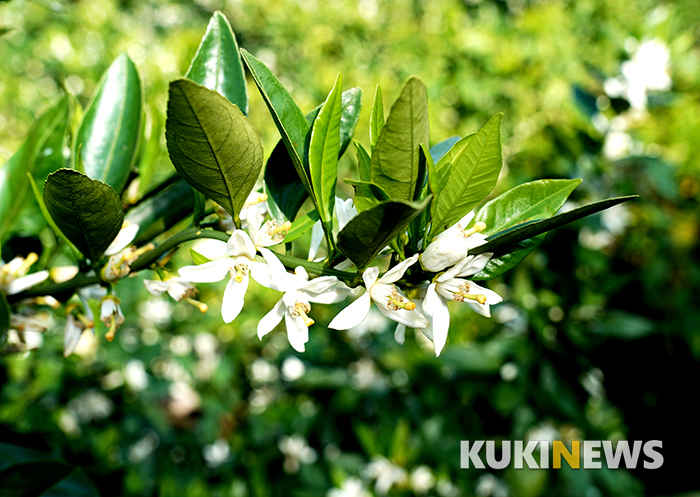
[74,53,143,194]
[240,49,312,196]
[429,136,460,164]
[0,96,71,242]
[309,73,343,229]
[429,114,502,239]
[189,248,211,265]
[264,140,309,221]
[0,292,9,345]
[472,235,546,281]
[0,460,78,497]
[343,179,391,213]
[185,11,248,114]
[43,169,124,262]
[369,84,384,151]
[127,180,195,246]
[284,209,320,243]
[337,196,431,269]
[370,77,429,201]
[474,179,583,234]
[165,79,263,221]
[471,195,638,256]
[354,141,371,182]
[338,87,362,157]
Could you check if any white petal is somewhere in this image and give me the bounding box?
[257,299,285,339]
[253,248,295,291]
[221,275,248,323]
[100,299,117,321]
[328,292,371,330]
[178,258,231,283]
[394,324,406,344]
[166,280,194,302]
[430,294,451,357]
[335,198,358,230]
[306,283,355,304]
[456,253,493,277]
[361,266,380,289]
[380,254,419,284]
[285,312,309,352]
[6,270,49,295]
[294,266,310,281]
[143,279,170,296]
[422,283,439,316]
[227,230,256,259]
[301,275,338,294]
[333,259,354,271]
[435,211,475,240]
[307,221,324,261]
[104,222,139,255]
[420,238,470,273]
[63,315,83,357]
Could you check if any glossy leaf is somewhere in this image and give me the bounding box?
[337,196,431,269]
[137,104,166,196]
[309,73,343,229]
[185,11,248,114]
[74,53,142,194]
[473,178,583,235]
[369,84,384,151]
[265,140,309,221]
[343,179,391,213]
[472,235,546,281]
[0,460,78,497]
[240,49,312,195]
[429,114,502,239]
[190,248,211,265]
[338,87,362,157]
[0,292,9,345]
[355,141,371,182]
[43,169,124,262]
[370,77,429,201]
[127,180,195,246]
[0,96,70,242]
[429,136,460,165]
[284,209,320,243]
[166,79,263,221]
[471,195,638,256]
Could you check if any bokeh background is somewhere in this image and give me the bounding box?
[2,0,700,495]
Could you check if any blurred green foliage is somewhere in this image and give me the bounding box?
[1,0,700,496]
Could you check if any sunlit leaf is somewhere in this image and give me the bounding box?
[369,84,384,152]
[284,209,320,243]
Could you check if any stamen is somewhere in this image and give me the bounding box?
[77,314,94,328]
[185,297,208,313]
[456,292,487,304]
[245,193,268,206]
[105,317,118,342]
[386,289,417,311]
[15,252,39,275]
[132,243,156,258]
[293,302,314,327]
[463,222,486,237]
[391,298,416,310]
[268,221,292,236]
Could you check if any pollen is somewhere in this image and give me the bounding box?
[387,289,417,311]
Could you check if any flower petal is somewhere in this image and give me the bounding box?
[227,230,256,259]
[257,299,285,339]
[328,291,371,330]
[376,303,430,329]
[456,252,492,277]
[380,254,419,284]
[166,280,194,302]
[178,258,231,283]
[307,221,324,261]
[143,279,170,296]
[6,270,49,295]
[221,275,248,323]
[285,312,309,352]
[104,222,139,255]
[63,315,83,358]
[394,323,406,344]
[430,294,451,357]
[362,266,380,288]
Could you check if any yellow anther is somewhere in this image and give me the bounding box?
[391,298,416,311]
[458,292,487,305]
[245,193,268,206]
[77,314,94,328]
[15,253,39,275]
[294,302,314,327]
[186,297,208,313]
[269,221,292,236]
[463,222,487,237]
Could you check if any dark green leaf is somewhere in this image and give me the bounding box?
[0,461,78,497]
[127,180,195,246]
[0,292,9,345]
[309,74,343,229]
[265,140,309,221]
[343,179,391,213]
[285,209,320,243]
[185,11,248,114]
[471,195,638,256]
[370,77,429,201]
[369,84,384,152]
[474,178,583,235]
[471,234,546,281]
[429,114,502,238]
[166,79,263,221]
[0,96,71,242]
[240,49,312,196]
[354,141,371,182]
[337,196,431,269]
[43,169,124,262]
[190,248,211,265]
[590,311,655,339]
[75,53,142,194]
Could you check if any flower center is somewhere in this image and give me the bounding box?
[245,193,268,207]
[233,262,250,283]
[266,221,293,243]
[460,221,486,238]
[386,288,417,311]
[292,301,314,327]
[453,282,487,304]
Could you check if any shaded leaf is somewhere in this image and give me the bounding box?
[0,292,9,345]
[165,79,263,221]
[343,179,391,213]
[265,140,309,221]
[355,141,371,182]
[0,461,78,497]
[429,114,502,238]
[471,234,546,281]
[337,196,431,269]
[43,169,124,262]
[185,11,248,114]
[370,77,429,201]
[127,180,195,246]
[75,53,142,194]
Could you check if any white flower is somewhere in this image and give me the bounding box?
[217,191,269,231]
[178,230,270,323]
[256,260,349,352]
[64,314,88,357]
[0,253,49,295]
[362,456,408,495]
[249,217,292,248]
[104,221,139,256]
[422,254,502,356]
[410,466,435,494]
[308,197,358,261]
[420,212,488,272]
[100,295,124,342]
[143,277,207,312]
[329,254,429,331]
[278,434,317,474]
[327,477,371,497]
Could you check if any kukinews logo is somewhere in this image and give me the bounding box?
[461,440,663,470]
